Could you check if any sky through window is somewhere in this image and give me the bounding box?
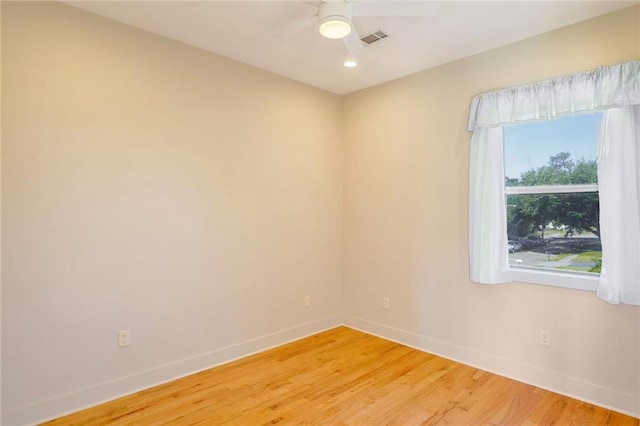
[503,112,602,180]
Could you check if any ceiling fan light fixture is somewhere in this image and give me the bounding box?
[319,16,352,39]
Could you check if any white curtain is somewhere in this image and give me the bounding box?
[468,61,640,132]
[469,127,512,284]
[596,106,640,304]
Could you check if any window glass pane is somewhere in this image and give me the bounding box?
[504,112,602,187]
[507,193,601,274]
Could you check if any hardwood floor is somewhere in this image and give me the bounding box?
[45,327,639,425]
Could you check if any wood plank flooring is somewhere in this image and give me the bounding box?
[45,327,639,425]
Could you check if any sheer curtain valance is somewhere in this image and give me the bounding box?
[468,60,640,305]
[468,61,640,131]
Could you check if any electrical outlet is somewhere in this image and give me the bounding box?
[304,295,311,307]
[118,330,130,348]
[382,297,390,310]
[539,329,551,347]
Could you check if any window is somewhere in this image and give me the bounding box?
[468,61,639,303]
[503,112,602,290]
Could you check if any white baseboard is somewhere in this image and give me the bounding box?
[3,315,343,426]
[343,315,640,419]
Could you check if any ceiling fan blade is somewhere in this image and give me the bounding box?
[265,14,318,38]
[341,24,364,59]
[351,2,438,17]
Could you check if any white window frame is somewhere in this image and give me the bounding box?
[505,184,600,291]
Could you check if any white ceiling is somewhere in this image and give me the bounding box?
[66,1,637,94]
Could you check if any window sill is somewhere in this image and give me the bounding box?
[510,266,598,292]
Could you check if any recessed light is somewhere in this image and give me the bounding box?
[344,60,357,68]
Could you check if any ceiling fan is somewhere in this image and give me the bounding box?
[268,1,438,62]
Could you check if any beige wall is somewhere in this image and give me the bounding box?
[343,5,640,416]
[2,2,343,422]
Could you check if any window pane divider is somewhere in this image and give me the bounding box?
[505,184,598,195]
